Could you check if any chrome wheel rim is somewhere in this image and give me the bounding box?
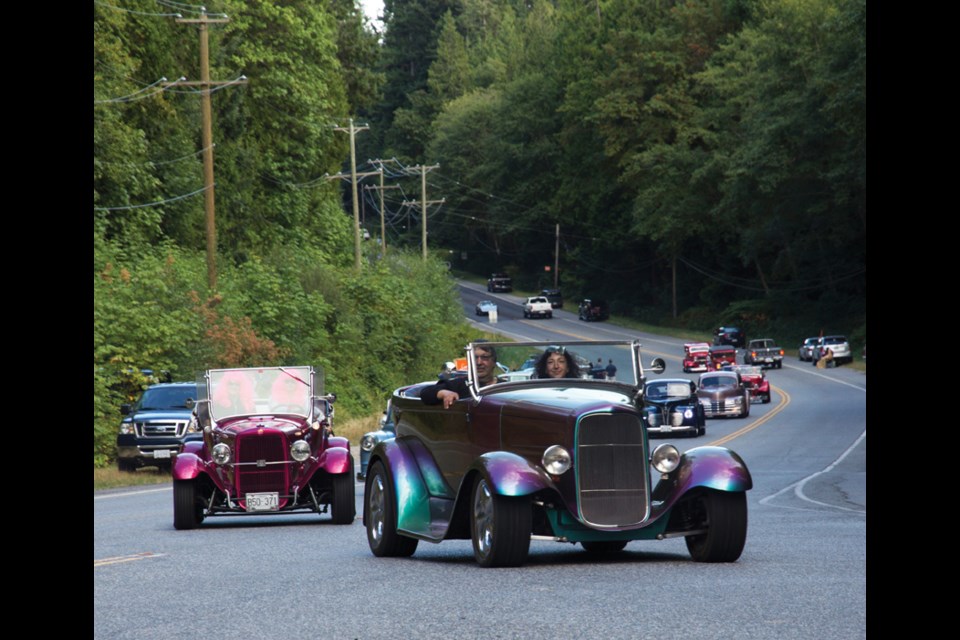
[473,479,494,557]
[369,473,385,544]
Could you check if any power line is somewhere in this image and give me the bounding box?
[94,184,211,210]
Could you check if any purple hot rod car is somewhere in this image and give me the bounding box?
[172,365,355,529]
[363,340,752,567]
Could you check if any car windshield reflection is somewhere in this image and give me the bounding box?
[464,341,643,394]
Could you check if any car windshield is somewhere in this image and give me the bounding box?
[200,366,319,421]
[138,386,196,411]
[646,381,691,399]
[463,341,644,394]
[700,375,736,389]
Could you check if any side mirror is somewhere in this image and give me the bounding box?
[120,403,132,416]
[648,358,666,374]
[185,398,195,410]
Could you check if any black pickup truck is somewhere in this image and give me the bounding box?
[487,272,513,292]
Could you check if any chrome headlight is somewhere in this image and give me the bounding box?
[360,434,377,452]
[119,422,135,435]
[683,409,694,419]
[211,443,232,466]
[542,445,571,475]
[290,439,311,462]
[651,444,680,474]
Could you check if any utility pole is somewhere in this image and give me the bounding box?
[363,168,399,256]
[172,10,246,291]
[401,164,442,260]
[553,224,561,288]
[333,119,369,271]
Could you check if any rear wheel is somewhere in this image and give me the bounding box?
[173,479,203,530]
[330,458,356,524]
[685,490,747,562]
[365,461,418,557]
[471,476,531,567]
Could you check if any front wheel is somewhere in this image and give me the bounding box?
[330,459,356,524]
[685,490,748,562]
[173,479,203,530]
[471,476,531,567]
[365,461,418,557]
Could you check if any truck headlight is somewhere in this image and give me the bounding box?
[361,434,377,452]
[212,443,232,465]
[651,444,680,474]
[119,422,134,435]
[290,439,310,462]
[542,445,571,475]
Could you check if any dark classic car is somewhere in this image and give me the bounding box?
[697,371,751,418]
[363,340,752,567]
[116,382,200,471]
[642,378,706,437]
[171,366,355,529]
[713,326,746,349]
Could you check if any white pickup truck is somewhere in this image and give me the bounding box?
[522,296,553,319]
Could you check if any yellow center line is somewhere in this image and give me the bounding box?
[709,385,790,447]
[94,552,165,568]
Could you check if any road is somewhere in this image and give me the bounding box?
[95,282,866,639]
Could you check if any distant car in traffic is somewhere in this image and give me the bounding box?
[697,371,750,418]
[798,337,820,361]
[540,288,563,309]
[713,326,746,349]
[475,300,498,316]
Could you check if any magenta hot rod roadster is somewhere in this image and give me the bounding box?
[362,340,752,567]
[172,365,355,529]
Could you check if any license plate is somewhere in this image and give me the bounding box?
[154,449,171,459]
[246,492,279,512]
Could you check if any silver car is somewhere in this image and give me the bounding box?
[798,337,820,361]
[816,335,852,365]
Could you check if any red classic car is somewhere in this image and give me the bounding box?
[171,365,355,529]
[682,342,712,373]
[724,365,771,404]
[363,340,752,567]
[709,345,737,370]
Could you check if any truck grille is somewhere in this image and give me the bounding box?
[576,413,649,526]
[235,431,289,495]
[137,420,188,437]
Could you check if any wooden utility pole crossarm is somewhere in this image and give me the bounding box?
[332,119,370,271]
[401,164,442,260]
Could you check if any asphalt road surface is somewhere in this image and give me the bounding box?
[95,283,866,639]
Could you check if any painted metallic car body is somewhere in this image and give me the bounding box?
[363,340,752,567]
[723,365,771,404]
[682,342,711,373]
[798,337,819,361]
[697,371,751,418]
[642,378,706,437]
[171,366,355,529]
[709,345,737,370]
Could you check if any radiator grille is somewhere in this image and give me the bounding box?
[235,431,288,495]
[577,413,648,526]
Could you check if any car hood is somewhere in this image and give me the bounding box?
[697,387,741,399]
[129,409,193,421]
[644,396,697,409]
[487,385,636,418]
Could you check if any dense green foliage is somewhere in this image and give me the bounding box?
[377,0,865,337]
[94,0,865,466]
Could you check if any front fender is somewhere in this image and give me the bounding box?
[367,438,434,537]
[652,446,752,509]
[317,445,351,475]
[471,451,555,498]
[172,452,205,481]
